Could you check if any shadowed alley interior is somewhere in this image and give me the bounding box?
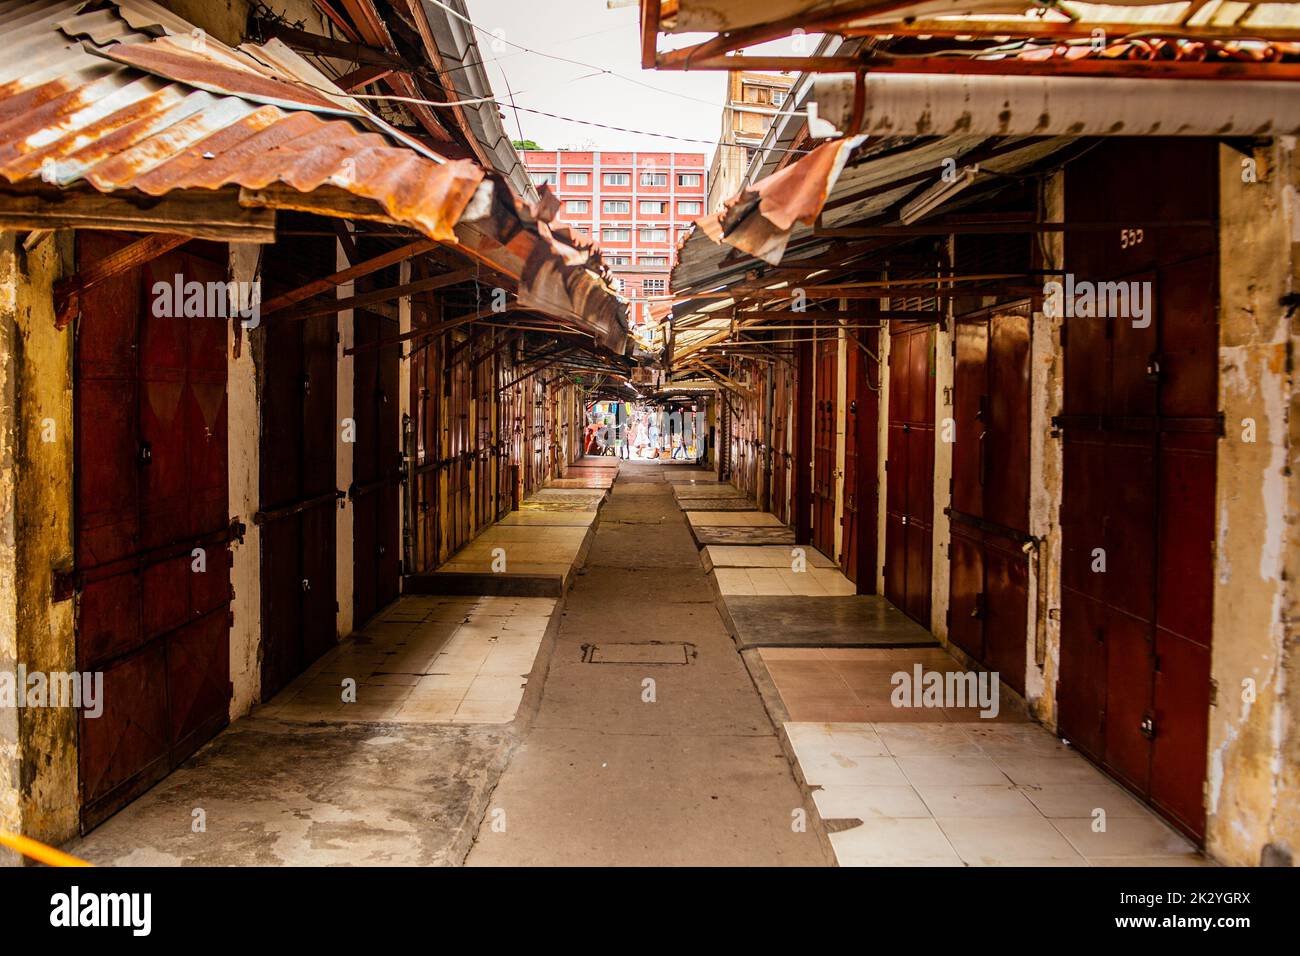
[3,0,1300,873]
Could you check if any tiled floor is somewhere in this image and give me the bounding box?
[785,721,1204,866]
[436,524,592,578]
[703,544,837,569]
[261,595,555,725]
[715,566,858,597]
[686,510,785,527]
[760,646,1018,722]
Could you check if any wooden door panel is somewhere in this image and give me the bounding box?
[983,543,1028,696]
[986,311,1031,532]
[948,528,984,660]
[1151,632,1211,837]
[952,319,987,518]
[1058,587,1107,760]
[75,233,231,831]
[1103,609,1155,793]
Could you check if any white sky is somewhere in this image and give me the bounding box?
[464,0,746,158]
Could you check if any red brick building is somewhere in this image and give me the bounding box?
[521,150,707,324]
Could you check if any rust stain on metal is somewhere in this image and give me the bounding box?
[0,0,627,350]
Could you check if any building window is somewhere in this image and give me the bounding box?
[639,200,667,215]
[570,225,589,235]
[565,172,588,185]
[772,90,786,107]
[639,229,668,243]
[565,200,589,213]
[602,228,631,242]
[677,201,702,216]
[640,257,668,268]
[644,278,667,294]
[677,173,702,187]
[531,172,557,186]
[602,172,630,186]
[605,255,630,266]
[603,200,630,214]
[640,172,668,187]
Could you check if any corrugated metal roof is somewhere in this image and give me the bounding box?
[0,0,627,351]
[0,0,484,241]
[672,132,1072,293]
[419,0,537,203]
[660,0,1300,34]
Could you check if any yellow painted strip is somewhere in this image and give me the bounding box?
[0,830,92,867]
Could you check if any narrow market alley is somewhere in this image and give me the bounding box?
[2,0,1298,902]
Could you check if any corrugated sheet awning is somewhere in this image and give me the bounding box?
[0,0,627,352]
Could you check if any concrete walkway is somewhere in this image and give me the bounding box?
[466,461,828,866]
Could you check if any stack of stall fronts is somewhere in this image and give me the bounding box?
[707,307,879,592]
[405,324,589,575]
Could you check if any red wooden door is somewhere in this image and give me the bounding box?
[1058,138,1217,841]
[473,333,497,530]
[351,267,401,627]
[410,326,440,571]
[259,235,338,700]
[75,233,232,831]
[948,306,1031,693]
[813,330,838,558]
[771,336,793,522]
[840,329,878,586]
[885,323,935,626]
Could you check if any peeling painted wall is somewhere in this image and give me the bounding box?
[930,313,954,641]
[1206,138,1299,867]
[228,243,262,718]
[335,238,355,641]
[1029,170,1067,726]
[0,230,78,861]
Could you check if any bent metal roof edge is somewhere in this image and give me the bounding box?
[0,0,628,352]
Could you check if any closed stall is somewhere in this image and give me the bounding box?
[258,234,339,701]
[350,257,402,628]
[770,333,795,523]
[1057,138,1218,841]
[947,302,1032,693]
[813,325,838,558]
[841,327,879,588]
[73,232,233,830]
[885,322,935,627]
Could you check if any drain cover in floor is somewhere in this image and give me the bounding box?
[583,642,693,664]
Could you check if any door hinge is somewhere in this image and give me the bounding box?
[1209,678,1219,707]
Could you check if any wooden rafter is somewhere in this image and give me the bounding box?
[279,267,477,322]
[52,232,189,330]
[261,239,437,316]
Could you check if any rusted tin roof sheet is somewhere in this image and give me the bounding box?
[696,135,865,264]
[0,0,483,241]
[0,0,627,350]
[659,0,1300,34]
